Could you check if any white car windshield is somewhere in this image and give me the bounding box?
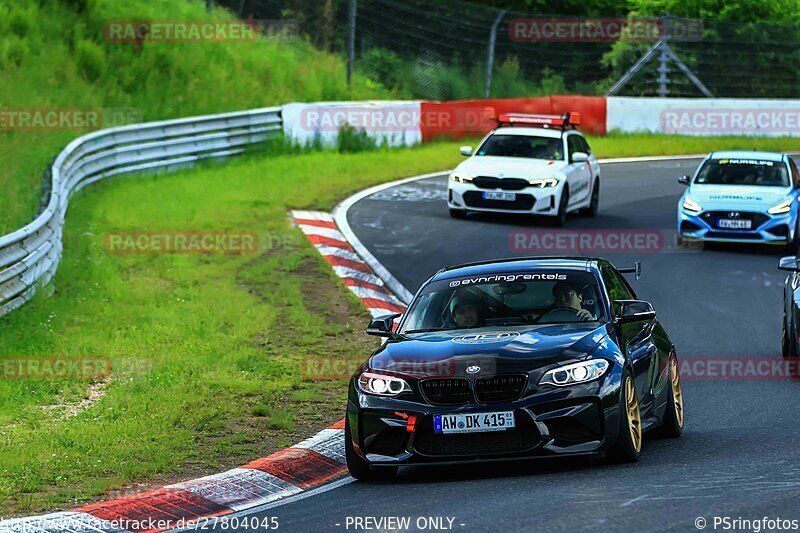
[695,158,789,187]
[475,134,564,161]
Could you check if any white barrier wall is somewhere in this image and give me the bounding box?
[281,101,422,147]
[607,97,800,136]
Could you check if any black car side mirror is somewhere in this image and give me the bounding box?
[366,313,402,337]
[778,256,800,272]
[678,175,691,186]
[613,300,656,324]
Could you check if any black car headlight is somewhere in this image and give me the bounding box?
[357,372,411,396]
[539,359,609,387]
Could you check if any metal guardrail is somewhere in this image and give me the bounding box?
[0,107,283,317]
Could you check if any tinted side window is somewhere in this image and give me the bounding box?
[567,135,580,158]
[790,159,799,188]
[577,135,591,154]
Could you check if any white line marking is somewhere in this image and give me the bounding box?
[620,494,649,507]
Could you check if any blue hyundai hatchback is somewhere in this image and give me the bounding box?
[677,151,800,251]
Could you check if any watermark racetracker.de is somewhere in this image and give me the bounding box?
[0,108,141,131]
[103,19,297,43]
[103,230,294,255]
[508,229,702,255]
[508,17,703,42]
[679,356,800,381]
[299,106,497,134]
[661,108,800,135]
[0,357,111,379]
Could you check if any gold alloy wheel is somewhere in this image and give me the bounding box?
[625,376,642,453]
[670,357,684,428]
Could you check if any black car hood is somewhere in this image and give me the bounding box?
[370,323,610,378]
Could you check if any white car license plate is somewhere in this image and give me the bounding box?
[483,191,516,201]
[433,411,515,434]
[718,219,751,229]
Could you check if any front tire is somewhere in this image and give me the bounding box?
[449,208,467,219]
[609,372,642,462]
[580,179,599,217]
[345,416,397,481]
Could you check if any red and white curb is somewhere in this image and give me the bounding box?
[1,211,410,532]
[292,210,408,317]
[0,423,348,533]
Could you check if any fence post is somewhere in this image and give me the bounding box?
[347,0,357,86]
[484,10,506,99]
[657,14,670,97]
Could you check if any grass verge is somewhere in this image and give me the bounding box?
[0,142,460,515]
[588,132,800,158]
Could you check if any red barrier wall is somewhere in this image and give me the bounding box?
[550,95,607,136]
[420,95,607,141]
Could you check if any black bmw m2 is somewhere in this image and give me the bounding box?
[345,257,684,480]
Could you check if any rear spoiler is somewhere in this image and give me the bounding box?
[618,261,641,280]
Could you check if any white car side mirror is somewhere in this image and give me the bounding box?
[571,151,589,163]
[459,146,473,156]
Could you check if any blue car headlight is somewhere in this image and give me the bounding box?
[682,197,703,213]
[768,198,794,215]
[539,359,609,387]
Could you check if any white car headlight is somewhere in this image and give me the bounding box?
[682,197,703,213]
[357,372,411,396]
[450,173,474,184]
[529,177,558,188]
[768,198,794,215]
[539,359,609,387]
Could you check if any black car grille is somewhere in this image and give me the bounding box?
[705,231,760,240]
[475,375,527,403]
[420,379,472,405]
[414,412,539,456]
[463,191,535,210]
[473,176,530,191]
[701,211,770,230]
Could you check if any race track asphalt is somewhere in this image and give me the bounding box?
[220,158,800,532]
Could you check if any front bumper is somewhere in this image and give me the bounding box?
[346,366,624,466]
[677,208,794,244]
[448,180,562,216]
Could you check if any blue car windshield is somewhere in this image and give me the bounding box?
[476,134,563,160]
[400,271,605,333]
[694,158,789,187]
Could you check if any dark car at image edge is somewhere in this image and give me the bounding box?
[345,256,685,481]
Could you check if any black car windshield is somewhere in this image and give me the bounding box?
[400,271,605,334]
[694,158,789,187]
[475,134,563,160]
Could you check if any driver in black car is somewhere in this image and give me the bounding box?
[449,292,485,328]
[551,281,595,322]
